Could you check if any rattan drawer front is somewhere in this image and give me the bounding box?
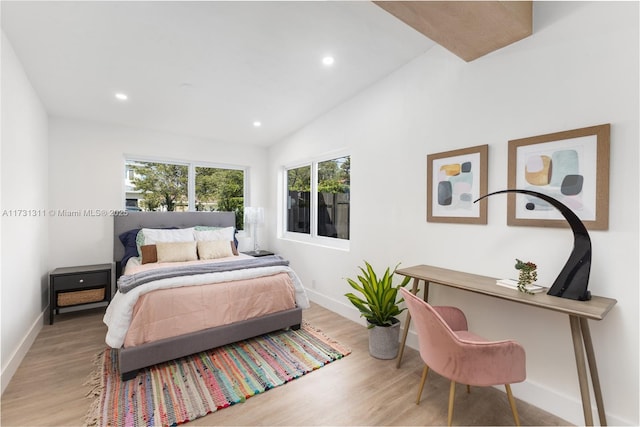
[57,288,106,307]
[53,271,109,291]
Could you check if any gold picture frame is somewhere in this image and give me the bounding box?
[427,144,488,224]
[507,124,610,230]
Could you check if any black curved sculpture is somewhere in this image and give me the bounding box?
[474,189,592,301]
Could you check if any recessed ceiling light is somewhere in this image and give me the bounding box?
[253,121,262,127]
[322,56,335,66]
[115,92,128,101]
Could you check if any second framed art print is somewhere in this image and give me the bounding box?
[427,144,488,224]
[507,124,610,230]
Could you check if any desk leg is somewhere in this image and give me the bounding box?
[423,281,430,303]
[569,315,594,426]
[396,278,421,368]
[580,317,607,426]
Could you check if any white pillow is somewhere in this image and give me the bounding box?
[197,240,235,260]
[156,241,198,263]
[193,226,235,242]
[142,227,195,244]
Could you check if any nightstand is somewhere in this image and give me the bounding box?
[49,263,112,324]
[242,249,274,257]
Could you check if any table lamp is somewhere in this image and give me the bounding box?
[475,189,592,301]
[244,207,265,252]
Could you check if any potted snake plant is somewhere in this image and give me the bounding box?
[345,261,411,359]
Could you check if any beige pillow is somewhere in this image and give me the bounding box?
[155,241,198,263]
[198,240,235,260]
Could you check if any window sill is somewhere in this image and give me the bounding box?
[279,232,350,252]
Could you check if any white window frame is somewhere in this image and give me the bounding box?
[279,151,350,251]
[123,155,249,219]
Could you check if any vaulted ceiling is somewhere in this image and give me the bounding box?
[2,1,531,147]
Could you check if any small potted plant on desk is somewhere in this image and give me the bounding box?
[345,261,411,359]
[515,259,538,295]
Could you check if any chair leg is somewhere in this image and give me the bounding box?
[416,365,429,404]
[448,380,456,426]
[466,384,471,394]
[505,384,521,427]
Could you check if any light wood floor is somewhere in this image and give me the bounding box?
[1,303,571,426]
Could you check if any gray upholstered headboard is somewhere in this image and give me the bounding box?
[113,211,236,265]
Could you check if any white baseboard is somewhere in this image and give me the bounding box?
[1,309,45,395]
[306,288,366,325]
[306,293,632,427]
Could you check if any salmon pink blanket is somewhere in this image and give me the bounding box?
[103,255,310,348]
[124,272,295,347]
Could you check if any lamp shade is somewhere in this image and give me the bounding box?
[244,207,264,225]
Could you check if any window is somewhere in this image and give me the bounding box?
[125,161,188,211]
[125,159,246,229]
[317,156,350,239]
[285,155,350,242]
[286,166,311,234]
[195,166,244,227]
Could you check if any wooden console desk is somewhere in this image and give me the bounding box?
[396,264,617,426]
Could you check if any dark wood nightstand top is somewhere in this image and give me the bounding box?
[242,250,274,257]
[50,263,113,276]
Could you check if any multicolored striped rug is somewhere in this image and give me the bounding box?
[86,322,350,426]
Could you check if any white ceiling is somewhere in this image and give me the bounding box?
[1,1,435,146]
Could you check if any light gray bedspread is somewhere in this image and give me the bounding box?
[117,255,290,293]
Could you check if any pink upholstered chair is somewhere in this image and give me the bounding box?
[400,288,526,426]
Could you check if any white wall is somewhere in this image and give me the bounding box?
[0,31,50,393]
[267,2,639,425]
[1,45,271,392]
[47,118,269,268]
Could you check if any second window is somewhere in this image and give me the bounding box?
[285,155,350,241]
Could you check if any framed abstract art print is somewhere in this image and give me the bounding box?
[427,144,488,224]
[507,124,610,230]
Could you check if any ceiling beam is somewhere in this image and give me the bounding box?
[374,1,532,62]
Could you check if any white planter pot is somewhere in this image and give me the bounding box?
[368,320,400,360]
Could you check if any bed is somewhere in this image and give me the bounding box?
[107,211,308,380]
